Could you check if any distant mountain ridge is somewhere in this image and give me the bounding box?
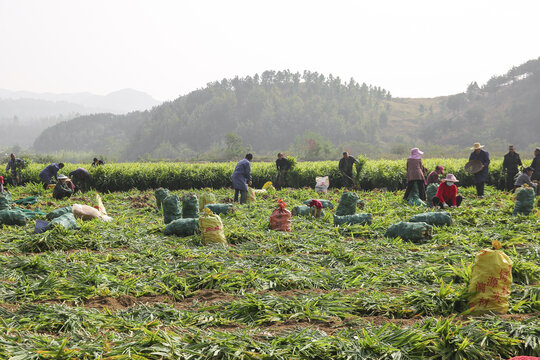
[0,88,161,115]
[27,57,540,159]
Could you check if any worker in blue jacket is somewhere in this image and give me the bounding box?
[231,154,253,204]
[39,162,64,189]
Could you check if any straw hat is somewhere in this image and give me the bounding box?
[57,174,68,180]
[442,174,459,182]
[470,143,485,150]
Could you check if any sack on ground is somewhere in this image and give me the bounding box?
[426,183,438,207]
[155,188,170,211]
[199,191,216,212]
[0,209,27,226]
[164,218,199,237]
[468,248,513,314]
[46,206,73,221]
[247,187,257,204]
[0,192,12,211]
[269,200,291,232]
[163,195,182,224]
[315,176,330,193]
[14,196,39,205]
[262,181,276,191]
[409,212,452,226]
[199,209,227,244]
[17,208,46,219]
[407,182,426,207]
[182,194,199,218]
[334,213,372,227]
[72,204,111,222]
[385,221,432,242]
[303,199,334,209]
[335,191,360,216]
[204,203,234,215]
[513,187,535,216]
[47,212,78,230]
[292,205,310,216]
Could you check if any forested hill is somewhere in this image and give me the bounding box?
[33,59,540,160]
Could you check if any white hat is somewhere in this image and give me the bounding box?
[471,143,485,150]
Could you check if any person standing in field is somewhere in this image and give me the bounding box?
[469,142,490,197]
[275,153,291,190]
[502,145,522,192]
[403,148,427,202]
[232,153,253,204]
[39,162,64,189]
[5,153,25,187]
[339,152,359,188]
[427,165,444,185]
[531,148,540,181]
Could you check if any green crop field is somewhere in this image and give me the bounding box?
[0,179,539,358]
[3,157,517,192]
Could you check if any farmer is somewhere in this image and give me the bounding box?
[469,142,490,197]
[39,162,64,189]
[52,174,74,200]
[69,167,93,192]
[275,153,291,190]
[339,152,359,188]
[5,153,25,187]
[427,165,444,185]
[232,153,253,204]
[531,148,540,181]
[502,145,522,191]
[403,148,427,202]
[514,167,537,194]
[92,158,104,167]
[432,174,463,208]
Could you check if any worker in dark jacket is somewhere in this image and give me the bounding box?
[231,154,253,204]
[275,153,291,190]
[469,143,490,197]
[427,166,444,185]
[69,167,93,192]
[5,153,25,186]
[531,148,540,181]
[339,152,359,188]
[514,167,537,194]
[502,145,523,191]
[39,162,64,189]
[52,174,73,200]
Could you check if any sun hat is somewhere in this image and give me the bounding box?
[409,148,424,159]
[470,143,485,150]
[57,174,68,180]
[436,166,444,174]
[442,174,459,182]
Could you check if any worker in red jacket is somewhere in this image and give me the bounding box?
[432,174,463,208]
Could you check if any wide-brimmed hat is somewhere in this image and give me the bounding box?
[57,174,68,180]
[410,147,424,155]
[442,174,459,183]
[470,143,485,150]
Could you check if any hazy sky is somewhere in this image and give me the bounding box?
[1,0,539,101]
